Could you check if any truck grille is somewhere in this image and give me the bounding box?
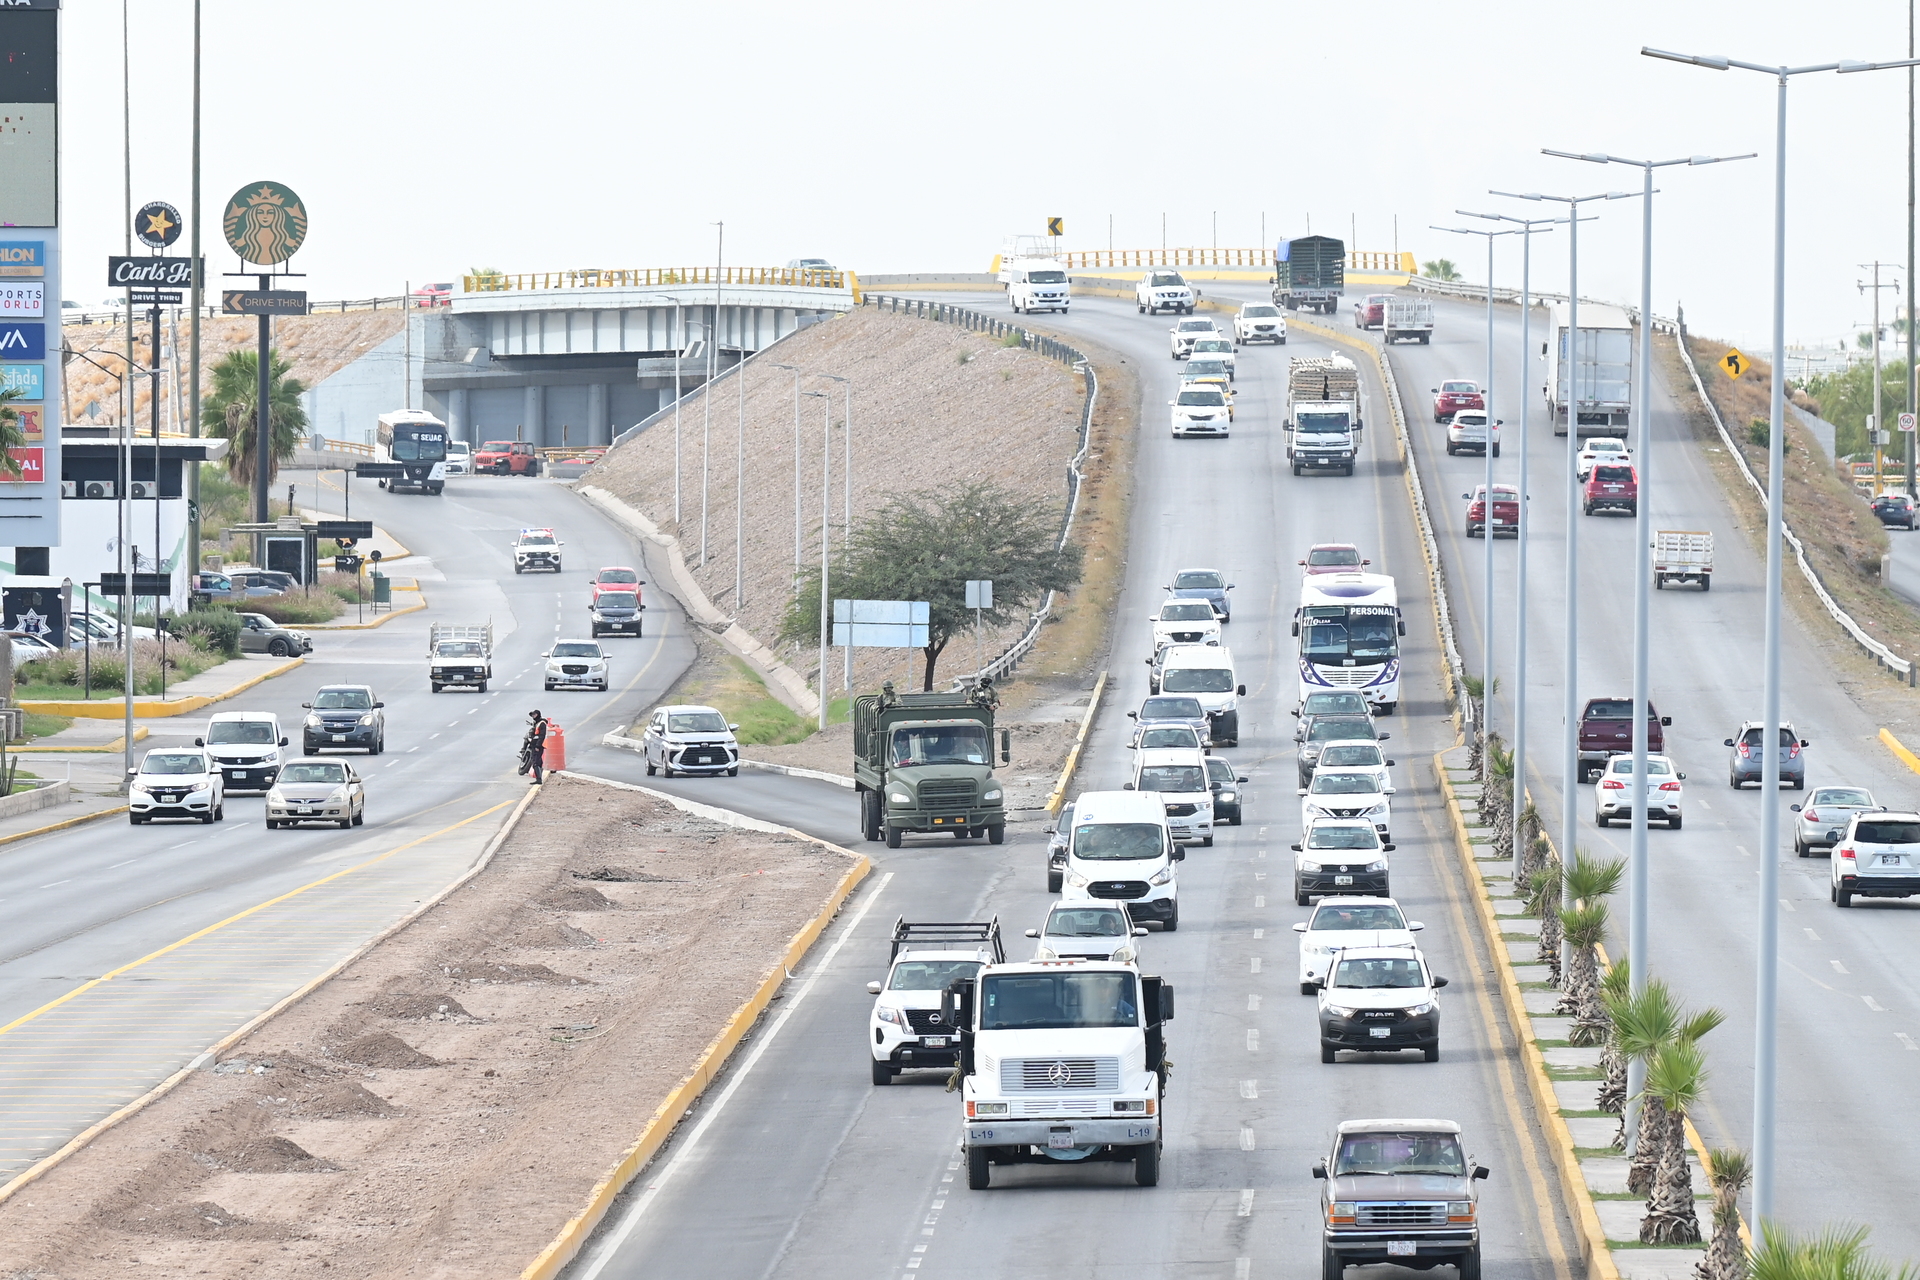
[1319,669,1377,687]
[1163,803,1198,817]
[1357,1203,1447,1227]
[1000,1057,1120,1092]
[918,779,975,810]
[1014,1099,1105,1116]
[905,1009,952,1035]
[1168,630,1205,643]
[1090,880,1150,900]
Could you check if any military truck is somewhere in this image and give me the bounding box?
[854,680,1012,848]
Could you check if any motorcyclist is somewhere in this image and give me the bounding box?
[520,710,548,784]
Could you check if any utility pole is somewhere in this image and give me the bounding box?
[187,0,203,578]
[1862,263,1900,488]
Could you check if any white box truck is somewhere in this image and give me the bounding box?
[1382,297,1434,344]
[1546,302,1634,438]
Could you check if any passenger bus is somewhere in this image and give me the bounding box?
[1293,572,1404,714]
[374,410,449,495]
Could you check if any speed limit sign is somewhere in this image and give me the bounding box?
[1901,412,1917,433]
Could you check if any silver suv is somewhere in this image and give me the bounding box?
[1831,811,1920,907]
[641,704,741,777]
[1725,721,1808,789]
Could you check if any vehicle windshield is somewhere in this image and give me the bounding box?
[1589,439,1627,453]
[890,725,989,766]
[1046,908,1129,937]
[206,720,275,745]
[1139,697,1203,719]
[1177,321,1213,333]
[669,712,730,733]
[1331,956,1426,989]
[521,534,557,547]
[1073,822,1165,861]
[1159,603,1215,621]
[1308,717,1376,743]
[482,441,514,452]
[140,753,206,775]
[1296,411,1351,434]
[553,643,601,658]
[1177,390,1227,407]
[1587,700,1640,719]
[1173,571,1224,590]
[1454,413,1487,427]
[1812,789,1873,807]
[980,972,1139,1030]
[390,431,446,462]
[1310,903,1407,931]
[312,688,372,710]
[1206,757,1236,782]
[1593,466,1633,483]
[1192,340,1233,352]
[1027,270,1066,284]
[1243,305,1280,317]
[1307,826,1382,851]
[1138,726,1201,749]
[1309,547,1360,567]
[1319,744,1384,768]
[596,593,639,609]
[888,959,982,991]
[1608,757,1672,775]
[1739,727,1797,747]
[1312,772,1382,795]
[598,570,640,585]
[1137,764,1205,793]
[279,762,347,784]
[1854,820,1920,844]
[1160,667,1233,693]
[1185,360,1230,376]
[446,441,471,455]
[1151,274,1185,287]
[1441,381,1477,394]
[1333,1132,1468,1177]
[1302,692,1370,716]
[435,641,484,657]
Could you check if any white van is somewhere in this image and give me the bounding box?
[1128,747,1215,847]
[1005,258,1071,314]
[1059,789,1183,931]
[198,710,287,792]
[1150,643,1246,745]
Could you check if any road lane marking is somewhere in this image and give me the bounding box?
[1246,1029,1258,1050]
[1236,1258,1251,1280]
[1899,1033,1918,1051]
[1252,928,1264,939]
[1247,994,1260,1011]
[1240,1080,1258,1098]
[38,880,68,889]
[1255,895,1265,907]
[1239,1128,1255,1151]
[1832,960,1849,974]
[1249,958,1260,973]
[1736,845,1750,857]
[1781,899,1796,912]
[106,859,140,869]
[1865,996,1887,1011]
[1804,928,1821,941]
[1238,1188,1254,1216]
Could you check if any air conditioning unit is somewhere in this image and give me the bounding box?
[59,480,77,498]
[82,480,114,499]
[129,481,157,499]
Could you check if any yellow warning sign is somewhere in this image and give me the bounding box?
[1047,217,1064,237]
[1721,348,1749,379]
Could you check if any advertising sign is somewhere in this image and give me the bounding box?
[0,322,44,359]
[13,403,43,442]
[0,364,44,399]
[0,242,44,278]
[0,282,45,316]
[106,256,199,289]
[4,449,45,483]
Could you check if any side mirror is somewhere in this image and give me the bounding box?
[1790,803,1802,812]
[1171,846,1185,860]
[1801,739,1811,748]
[1297,559,1306,566]
[1410,921,1425,931]
[1430,388,1439,394]
[543,651,551,658]
[1237,685,1248,696]
[1378,733,1391,741]
[1313,1160,1328,1179]
[1382,842,1397,852]
[374,701,385,709]
[1386,759,1397,766]
[1473,1166,1491,1182]
[1211,782,1223,791]
[1462,493,1471,500]
[865,980,883,995]
[1134,927,1149,937]
[1660,716,1673,726]
[1434,976,1450,988]
[1292,922,1308,933]
[194,737,204,746]
[1237,776,1248,783]
[301,702,313,709]
[1361,559,1371,565]
[1123,783,1135,790]
[1297,788,1309,796]
[1384,788,1397,795]
[1044,824,1056,834]
[1291,843,1303,852]
[279,736,289,747]
[1024,928,1040,938]
[1128,711,1139,719]
[1678,772,1687,780]
[1146,658,1154,665]
[730,723,740,731]
[1723,738,1735,747]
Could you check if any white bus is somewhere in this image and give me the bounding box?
[374,410,449,495]
[1293,572,1404,714]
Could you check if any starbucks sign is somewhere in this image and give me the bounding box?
[222,181,308,267]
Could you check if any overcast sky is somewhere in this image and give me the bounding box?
[53,0,1920,351]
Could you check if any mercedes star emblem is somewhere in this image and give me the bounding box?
[1047,1060,1072,1085]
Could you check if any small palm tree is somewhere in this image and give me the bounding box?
[1484,734,1516,856]
[202,348,308,488]
[1595,960,1634,1116]
[1640,1040,1706,1244]
[1695,1148,1752,1280]
[1618,989,1724,1188]
[1750,1223,1919,1280]
[1558,903,1612,1042]
[1524,860,1564,984]
[1424,259,1462,282]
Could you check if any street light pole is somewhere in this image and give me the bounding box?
[1542,145,1752,1158]
[820,373,853,692]
[1642,41,1920,1224]
[804,389,831,730]
[769,362,804,578]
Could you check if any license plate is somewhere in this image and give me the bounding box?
[1335,875,1354,885]
[1882,856,1904,866]
[297,808,316,815]
[1047,1130,1075,1149]
[1388,1242,1417,1257]
[922,1036,949,1048]
[1370,1026,1393,1038]
[332,734,345,741]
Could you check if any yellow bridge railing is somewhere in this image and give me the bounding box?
[463,267,852,293]
[1049,248,1417,273]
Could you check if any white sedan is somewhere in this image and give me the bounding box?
[1291,896,1423,994]
[1169,387,1231,438]
[1299,767,1395,839]
[1234,302,1288,344]
[267,758,367,829]
[1576,437,1631,479]
[1593,753,1685,828]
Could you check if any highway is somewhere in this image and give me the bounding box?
[569,290,1582,1280]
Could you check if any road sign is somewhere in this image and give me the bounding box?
[354,462,407,479]
[832,599,929,648]
[129,291,182,307]
[134,201,182,249]
[965,579,994,609]
[1047,217,1064,237]
[315,520,374,540]
[99,572,173,598]
[223,181,309,266]
[221,289,307,316]
[1720,348,1749,379]
[1901,413,1916,434]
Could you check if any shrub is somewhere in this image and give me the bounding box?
[1748,417,1770,448]
[170,607,244,658]
[27,637,220,695]
[245,591,345,625]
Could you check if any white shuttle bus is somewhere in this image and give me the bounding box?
[374,410,449,495]
[1292,572,1404,714]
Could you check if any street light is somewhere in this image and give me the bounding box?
[1491,185,1642,982]
[769,362,804,576]
[1542,145,1753,1158]
[803,389,832,730]
[1431,222,1523,759]
[1642,42,1920,1224]
[819,373,853,693]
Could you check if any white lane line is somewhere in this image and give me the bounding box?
[1238,1188,1255,1216]
[168,841,196,850]
[1736,845,1751,857]
[407,746,420,753]
[1832,960,1850,974]
[1246,1029,1259,1051]
[1252,928,1264,939]
[1255,895,1266,908]
[1699,798,1712,810]
[576,872,895,1279]
[1898,1033,1918,1051]
[1236,1260,1251,1280]
[429,733,441,740]
[1247,993,1261,1011]
[107,858,140,868]
[1249,957,1261,973]
[1866,996,1888,1012]
[39,879,70,889]
[1239,1128,1256,1151]
[1253,872,1266,881]
[1804,928,1821,941]
[1257,849,1266,860]
[1240,1080,1258,1099]
[1781,899,1797,912]
[1258,827,1268,837]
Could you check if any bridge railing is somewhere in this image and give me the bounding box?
[1046,248,1416,273]
[462,267,853,293]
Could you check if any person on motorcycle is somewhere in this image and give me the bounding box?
[520,710,549,784]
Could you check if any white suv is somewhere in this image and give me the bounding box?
[1446,409,1500,457]
[128,747,226,824]
[199,710,287,792]
[1129,747,1214,846]
[1299,767,1395,841]
[1832,811,1920,907]
[1292,896,1423,995]
[1235,302,1288,344]
[1151,598,1222,649]
[641,704,741,777]
[1137,270,1195,315]
[1169,316,1221,358]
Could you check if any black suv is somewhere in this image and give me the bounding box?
[1871,493,1917,530]
[302,685,386,755]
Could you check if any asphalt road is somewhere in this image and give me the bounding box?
[569,290,1582,1280]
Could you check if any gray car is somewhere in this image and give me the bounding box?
[1726,721,1808,789]
[1298,715,1389,787]
[238,612,313,657]
[1127,695,1210,749]
[1163,567,1233,622]
[1792,786,1879,857]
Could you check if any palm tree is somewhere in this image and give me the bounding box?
[201,348,308,488]
[1424,259,1463,282]
[1483,733,1515,856]
[1554,853,1625,1036]
[1524,860,1564,984]
[1595,960,1634,1117]
[1640,1040,1707,1244]
[0,385,28,478]
[1750,1223,1920,1280]
[1695,1148,1751,1280]
[1616,986,1724,1190]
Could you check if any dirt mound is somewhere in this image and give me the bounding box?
[453,960,588,986]
[334,1031,441,1070]
[368,992,475,1022]
[119,1199,279,1241]
[205,1135,335,1174]
[573,865,678,882]
[540,880,617,911]
[289,1078,400,1119]
[513,918,601,949]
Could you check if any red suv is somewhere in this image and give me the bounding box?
[1432,380,1484,423]
[1352,294,1392,330]
[1583,463,1638,516]
[475,440,541,476]
[1464,484,1519,538]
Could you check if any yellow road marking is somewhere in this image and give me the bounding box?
[1880,727,1920,774]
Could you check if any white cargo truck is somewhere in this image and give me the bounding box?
[1546,302,1634,438]
[428,622,493,692]
[1287,357,1361,476]
[1653,531,1713,591]
[1381,297,1434,344]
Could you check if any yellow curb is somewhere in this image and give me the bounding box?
[21,656,306,720]
[11,725,150,753]
[1879,726,1920,774]
[521,812,872,1280]
[300,593,428,630]
[1045,669,1107,817]
[0,802,130,847]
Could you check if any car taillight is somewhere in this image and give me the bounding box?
[1738,742,1752,758]
[1838,847,1856,861]
[1803,808,1819,822]
[1789,742,1801,758]
[1601,779,1626,790]
[1659,781,1682,791]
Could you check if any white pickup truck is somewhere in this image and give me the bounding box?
[1382,297,1434,344]
[1654,530,1713,591]
[428,623,493,692]
[1136,270,1196,315]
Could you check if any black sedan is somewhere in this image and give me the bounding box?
[1205,756,1246,825]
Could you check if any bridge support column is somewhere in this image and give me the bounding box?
[447,389,471,445]
[523,384,545,447]
[587,383,609,446]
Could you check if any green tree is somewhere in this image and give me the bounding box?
[468,265,505,290]
[1524,859,1564,984]
[1553,852,1625,1042]
[1698,1148,1752,1280]
[1423,259,1462,282]
[1750,1223,1920,1280]
[780,480,1084,691]
[0,385,29,479]
[1805,357,1911,459]
[1640,1040,1707,1244]
[201,348,308,488]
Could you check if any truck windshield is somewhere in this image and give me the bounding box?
[1302,617,1397,664]
[1331,956,1425,989]
[1160,668,1232,693]
[390,431,446,462]
[312,688,372,709]
[206,721,275,745]
[669,712,729,733]
[1150,274,1184,287]
[435,642,484,657]
[891,725,989,766]
[1072,822,1165,861]
[1137,765,1205,792]
[888,959,982,990]
[1296,412,1350,433]
[1307,826,1381,851]
[980,971,1138,1030]
[1333,1132,1467,1177]
[1308,548,1360,567]
[1027,270,1066,284]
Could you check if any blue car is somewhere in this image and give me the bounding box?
[1164,567,1232,622]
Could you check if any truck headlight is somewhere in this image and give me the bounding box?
[1448,1201,1474,1218]
[1308,804,1335,818]
[1406,1001,1436,1016]
[358,714,376,726]
[1113,946,1136,963]
[305,715,323,728]
[971,1102,1009,1117]
[982,788,1002,802]
[1035,946,1057,959]
[1332,1202,1358,1218]
[1299,860,1323,872]
[1219,791,1237,802]
[1148,868,1173,886]
[873,1005,903,1025]
[888,791,911,805]
[1325,1006,1359,1020]
[1112,1099,1148,1113]
[1364,803,1388,817]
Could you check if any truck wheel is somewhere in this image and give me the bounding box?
[1424,1043,1440,1063]
[861,791,881,842]
[1133,1139,1161,1187]
[1458,1247,1482,1280]
[1323,1249,1346,1280]
[870,1059,895,1086]
[952,829,969,840]
[1162,903,1179,931]
[645,756,657,776]
[1656,576,1666,590]
[885,824,903,849]
[1048,870,1063,893]
[988,825,1005,845]
[1292,464,1301,476]
[967,1147,992,1189]
[431,683,442,693]
[1492,444,1501,457]
[477,681,488,692]
[1701,574,1711,592]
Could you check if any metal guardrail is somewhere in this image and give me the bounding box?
[308,437,376,457]
[62,295,437,326]
[1402,276,1680,334]
[1050,248,1417,273]
[1673,318,1914,683]
[462,267,853,293]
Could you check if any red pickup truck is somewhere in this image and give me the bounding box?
[1464,484,1519,538]
[475,440,541,476]
[1579,697,1670,779]
[1583,463,1637,516]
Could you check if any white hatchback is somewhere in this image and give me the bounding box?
[128,748,225,824]
[1291,896,1423,995]
[1576,437,1631,479]
[1169,316,1222,359]
[1593,753,1685,828]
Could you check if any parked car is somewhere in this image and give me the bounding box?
[1593,753,1685,829]
[1832,811,1920,906]
[1317,947,1445,1063]
[442,440,473,476]
[1292,896,1422,995]
[1871,492,1918,530]
[1726,721,1807,789]
[238,612,313,657]
[1292,818,1394,905]
[1432,380,1484,423]
[3,630,57,662]
[1576,437,1631,479]
[1234,302,1287,344]
[1463,483,1520,537]
[1025,902,1145,963]
[266,757,366,829]
[301,685,386,755]
[1446,409,1500,457]
[1793,786,1880,857]
[1206,755,1246,826]
[192,571,279,602]
[1577,698,1669,780]
[1299,543,1369,575]
[127,747,224,824]
[1164,567,1233,621]
[1583,463,1638,516]
[640,704,741,777]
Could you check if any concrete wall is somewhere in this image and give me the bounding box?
[301,313,423,446]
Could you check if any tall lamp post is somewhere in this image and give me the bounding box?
[769,362,804,578]
[1542,145,1753,1156]
[819,373,853,692]
[803,389,832,730]
[1641,43,1920,1224]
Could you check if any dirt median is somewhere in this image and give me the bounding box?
[0,775,860,1279]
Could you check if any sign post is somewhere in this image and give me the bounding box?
[965,579,994,677]
[221,181,309,543]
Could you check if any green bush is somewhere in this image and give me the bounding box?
[170,607,244,658]
[246,591,345,625]
[1748,417,1770,448]
[25,637,221,695]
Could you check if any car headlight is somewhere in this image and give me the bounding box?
[1365,860,1388,872]
[1406,1001,1436,1016]
[330,786,350,802]
[1066,870,1090,889]
[305,715,323,728]
[1219,791,1237,802]
[357,714,375,726]
[1035,946,1057,959]
[873,1005,903,1025]
[1448,1202,1474,1218]
[1364,803,1388,817]
[888,791,911,805]
[1148,867,1173,886]
[129,780,151,793]
[1324,1006,1359,1020]
[1299,860,1323,872]
[972,1101,1009,1116]
[266,790,284,805]
[982,788,1002,802]
[1308,804,1335,818]
[1113,946,1136,963]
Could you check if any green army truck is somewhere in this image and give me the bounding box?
[855,681,1011,849]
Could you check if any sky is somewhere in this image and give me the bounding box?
[48,0,1920,351]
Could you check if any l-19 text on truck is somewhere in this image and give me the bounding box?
[1546,302,1634,437]
[854,682,1011,847]
[1272,234,1346,314]
[1294,573,1404,714]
